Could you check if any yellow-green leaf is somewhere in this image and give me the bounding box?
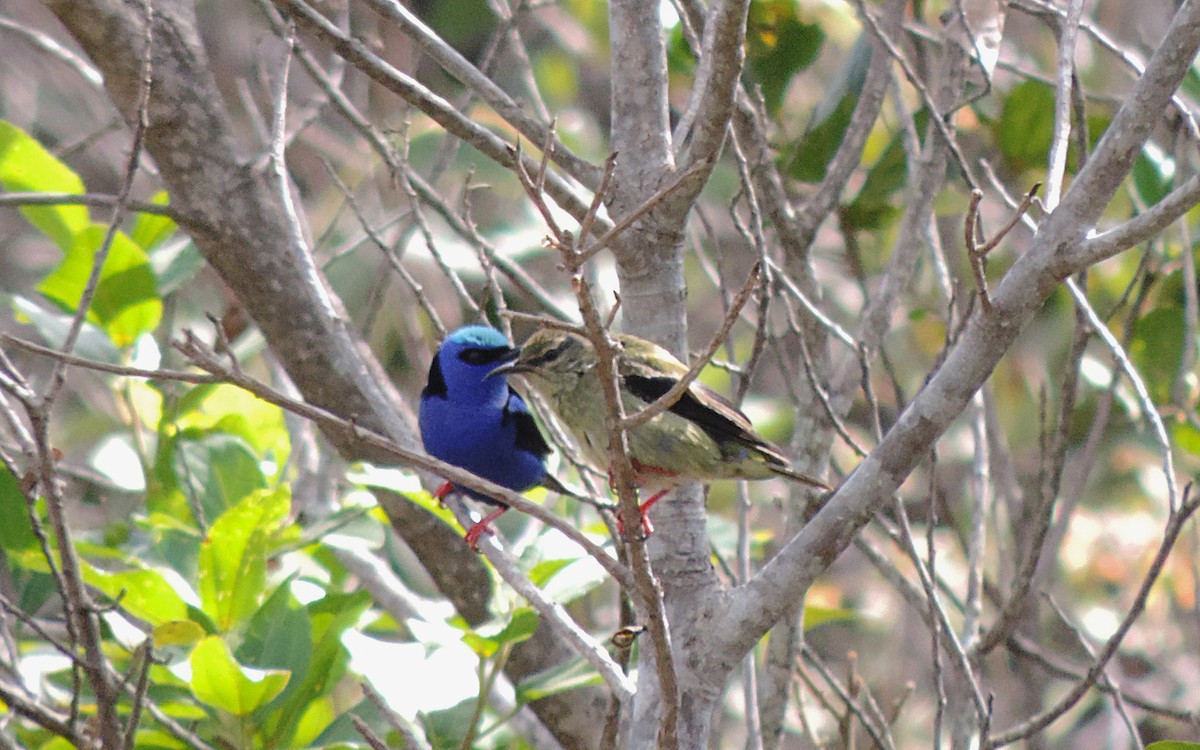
[0,120,88,251]
[198,487,290,629]
[189,635,289,715]
[37,225,162,346]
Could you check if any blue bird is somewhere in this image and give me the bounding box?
[419,325,569,549]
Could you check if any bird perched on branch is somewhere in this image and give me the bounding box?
[419,325,570,550]
[492,328,829,536]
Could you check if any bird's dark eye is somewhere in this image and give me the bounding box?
[537,341,568,364]
[460,347,507,366]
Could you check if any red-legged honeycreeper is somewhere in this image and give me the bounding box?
[419,325,570,549]
[491,328,829,535]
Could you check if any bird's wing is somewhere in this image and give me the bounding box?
[502,386,553,458]
[420,353,447,399]
[620,369,785,458]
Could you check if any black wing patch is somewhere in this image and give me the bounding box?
[421,354,448,399]
[504,387,552,458]
[623,373,762,449]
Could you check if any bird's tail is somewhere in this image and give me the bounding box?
[771,464,831,491]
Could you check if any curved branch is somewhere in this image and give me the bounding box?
[42,1,614,744]
[708,0,1200,678]
[1076,170,1200,264]
[676,0,750,173]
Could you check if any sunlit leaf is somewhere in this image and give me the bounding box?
[153,620,207,649]
[0,120,89,251]
[37,224,162,346]
[154,620,207,666]
[291,695,338,747]
[198,486,290,629]
[130,191,177,250]
[516,656,602,704]
[528,558,574,588]
[83,563,191,625]
[189,635,290,715]
[803,605,857,629]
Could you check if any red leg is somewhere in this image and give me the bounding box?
[616,488,667,538]
[464,507,507,551]
[636,488,668,535]
[433,481,454,503]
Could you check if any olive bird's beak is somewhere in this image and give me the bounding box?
[486,349,524,378]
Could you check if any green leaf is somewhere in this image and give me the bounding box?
[0,466,36,552]
[130,191,177,250]
[494,607,539,645]
[419,698,477,750]
[785,34,873,182]
[786,94,857,182]
[82,563,191,625]
[996,80,1056,174]
[189,635,290,715]
[290,696,338,747]
[539,557,608,605]
[265,590,371,746]
[1146,743,1200,750]
[463,608,539,657]
[1133,144,1175,205]
[1171,420,1200,458]
[174,384,290,467]
[0,120,89,251]
[129,728,188,749]
[173,431,267,522]
[1130,306,1184,403]
[747,4,824,115]
[198,487,290,629]
[239,579,312,672]
[843,110,930,230]
[153,620,207,666]
[516,656,603,704]
[153,240,206,296]
[37,224,162,346]
[528,558,574,588]
[10,295,121,364]
[803,605,857,629]
[153,620,207,649]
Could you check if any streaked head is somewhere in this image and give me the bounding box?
[491,329,594,384]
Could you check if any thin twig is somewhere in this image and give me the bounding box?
[621,262,761,431]
[989,486,1200,746]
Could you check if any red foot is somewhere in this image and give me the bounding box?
[464,507,507,551]
[615,488,668,538]
[433,481,454,504]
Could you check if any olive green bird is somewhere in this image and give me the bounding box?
[491,328,829,535]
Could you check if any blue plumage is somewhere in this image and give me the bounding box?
[419,325,557,548]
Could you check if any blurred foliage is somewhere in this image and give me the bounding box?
[0,0,1199,744]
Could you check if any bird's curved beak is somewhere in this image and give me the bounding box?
[486,348,524,378]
